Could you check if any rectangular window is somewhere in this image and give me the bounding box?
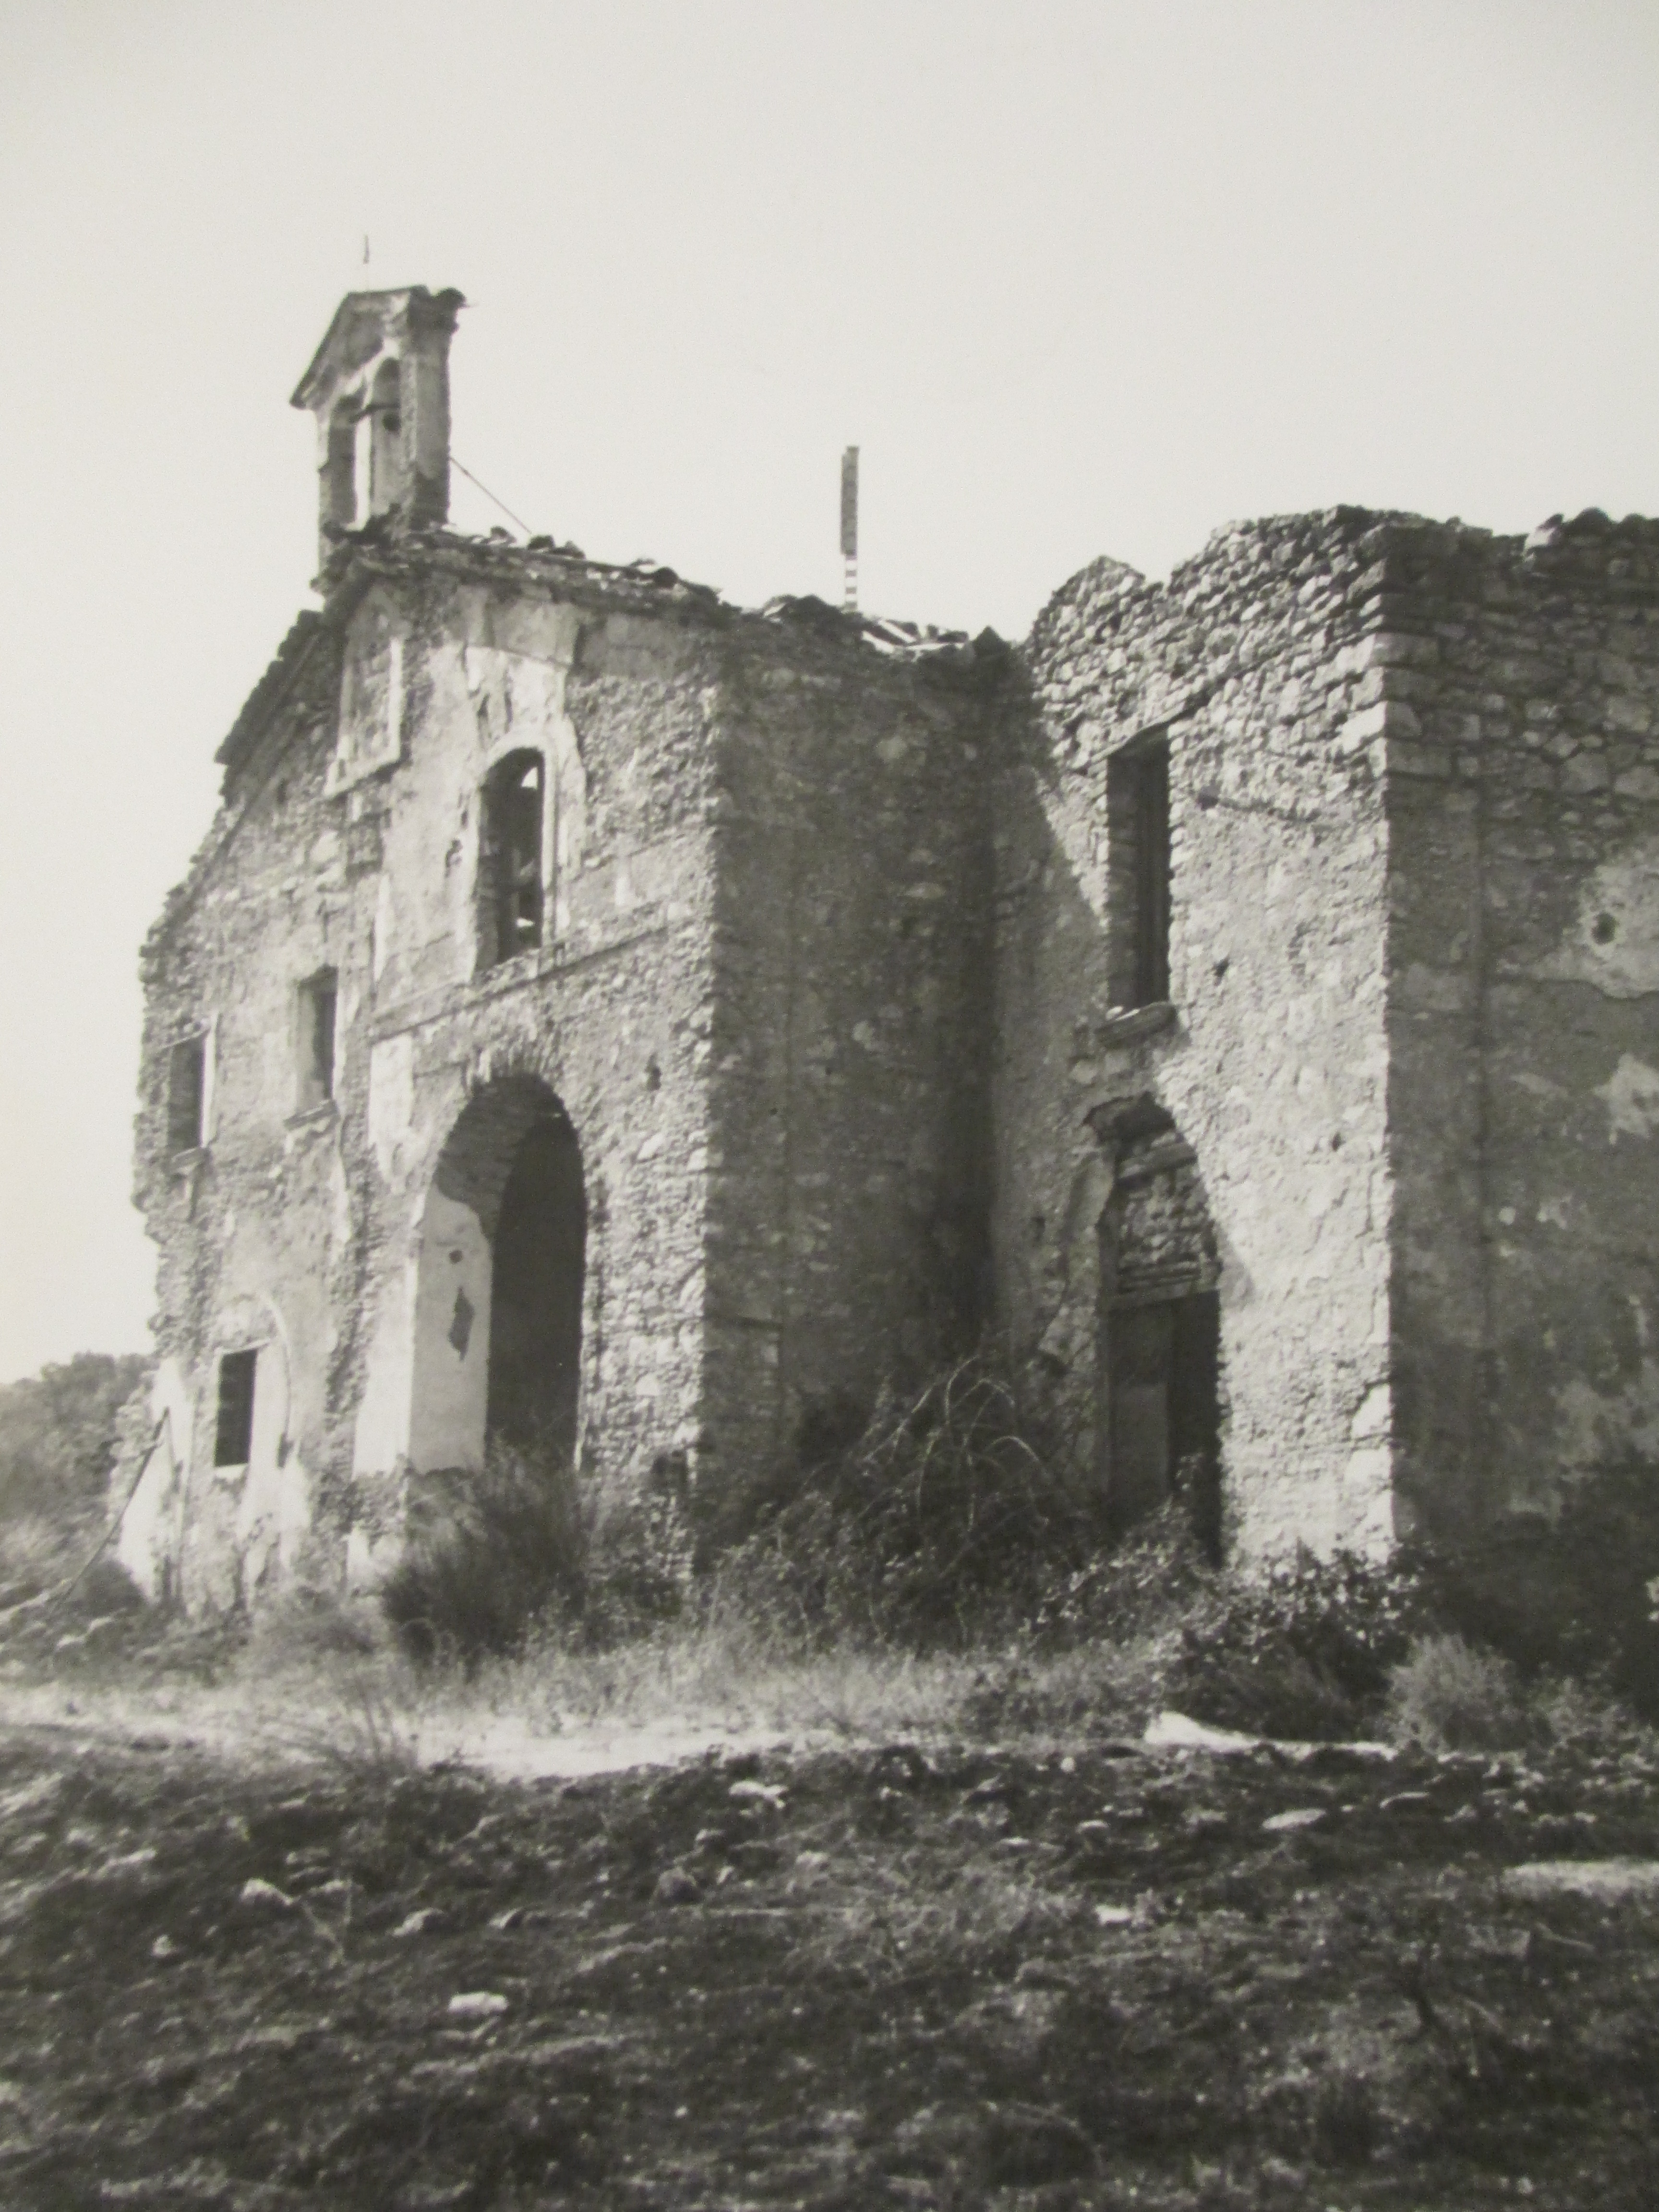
[167,1035,206,1154]
[213,1348,258,1467]
[298,969,338,1108]
[1107,736,1171,1008]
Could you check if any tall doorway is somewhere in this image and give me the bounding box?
[408,1078,586,1476]
[487,1115,586,1459]
[1107,1290,1221,1552]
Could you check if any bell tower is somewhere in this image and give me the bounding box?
[290,287,465,570]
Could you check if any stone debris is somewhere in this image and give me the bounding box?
[1144,1711,1394,1762]
[653,1865,701,1906]
[392,1906,451,1937]
[728,1779,787,1811]
[445,1991,509,2021]
[1502,1859,1659,1902]
[237,1878,295,1913]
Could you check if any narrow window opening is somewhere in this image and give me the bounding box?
[213,1348,258,1467]
[367,358,403,515]
[297,970,338,1108]
[352,405,373,529]
[1132,742,1171,1007]
[324,404,357,533]
[1107,735,1172,1009]
[481,751,545,967]
[167,1036,205,1154]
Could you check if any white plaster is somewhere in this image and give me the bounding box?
[373,869,396,981]
[345,1520,404,1594]
[1349,1382,1391,1440]
[114,1357,194,1604]
[353,1262,415,1479]
[328,589,406,793]
[1595,1053,1659,1143]
[406,1188,493,1475]
[368,1033,415,1185]
[230,1331,313,1601]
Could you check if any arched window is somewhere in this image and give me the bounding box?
[480,750,545,966]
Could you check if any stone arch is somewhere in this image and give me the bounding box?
[408,1076,587,1474]
[1087,1093,1224,1551]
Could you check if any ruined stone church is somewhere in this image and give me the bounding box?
[119,287,1659,1610]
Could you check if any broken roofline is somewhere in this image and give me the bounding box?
[210,522,983,780]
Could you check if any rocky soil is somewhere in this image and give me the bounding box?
[0,1713,1656,2209]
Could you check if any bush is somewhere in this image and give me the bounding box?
[714,1357,1107,1652]
[1400,1459,1659,1718]
[380,1436,588,1663]
[1385,1632,1530,1752]
[379,1436,692,1665]
[1165,1546,1429,1741]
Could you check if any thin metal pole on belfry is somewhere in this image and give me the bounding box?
[841,445,859,613]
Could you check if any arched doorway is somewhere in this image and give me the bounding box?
[1089,1093,1223,1555]
[408,1078,586,1474]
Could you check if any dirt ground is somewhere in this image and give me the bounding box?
[1,1691,1657,2211]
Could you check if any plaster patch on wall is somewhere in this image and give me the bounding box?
[368,1033,415,1184]
[1595,1053,1659,1143]
[1535,842,1659,998]
[373,869,396,981]
[352,1259,415,1480]
[114,1357,194,1603]
[328,589,405,794]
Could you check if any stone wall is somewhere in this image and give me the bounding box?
[132,495,1659,1605]
[1375,511,1659,1530]
[696,609,997,1521]
[133,540,731,1605]
[994,514,1400,1556]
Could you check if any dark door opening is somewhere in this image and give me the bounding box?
[486,1116,586,1462]
[1108,1289,1220,1553]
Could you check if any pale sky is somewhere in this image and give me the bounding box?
[0,0,1656,1382]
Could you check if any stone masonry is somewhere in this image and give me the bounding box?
[116,290,1659,1607]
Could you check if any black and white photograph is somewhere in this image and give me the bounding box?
[1,4,1657,2204]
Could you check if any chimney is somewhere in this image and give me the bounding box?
[290,287,465,571]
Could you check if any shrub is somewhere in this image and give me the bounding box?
[379,1435,692,1665]
[1166,1546,1429,1741]
[713,1357,1106,1652]
[1401,1458,1659,1718]
[379,1435,588,1663]
[1385,1631,1530,1752]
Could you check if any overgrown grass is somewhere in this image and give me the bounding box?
[11,1348,1658,1774]
[351,1362,1659,1758]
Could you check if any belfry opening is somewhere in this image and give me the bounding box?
[409,1077,586,1474]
